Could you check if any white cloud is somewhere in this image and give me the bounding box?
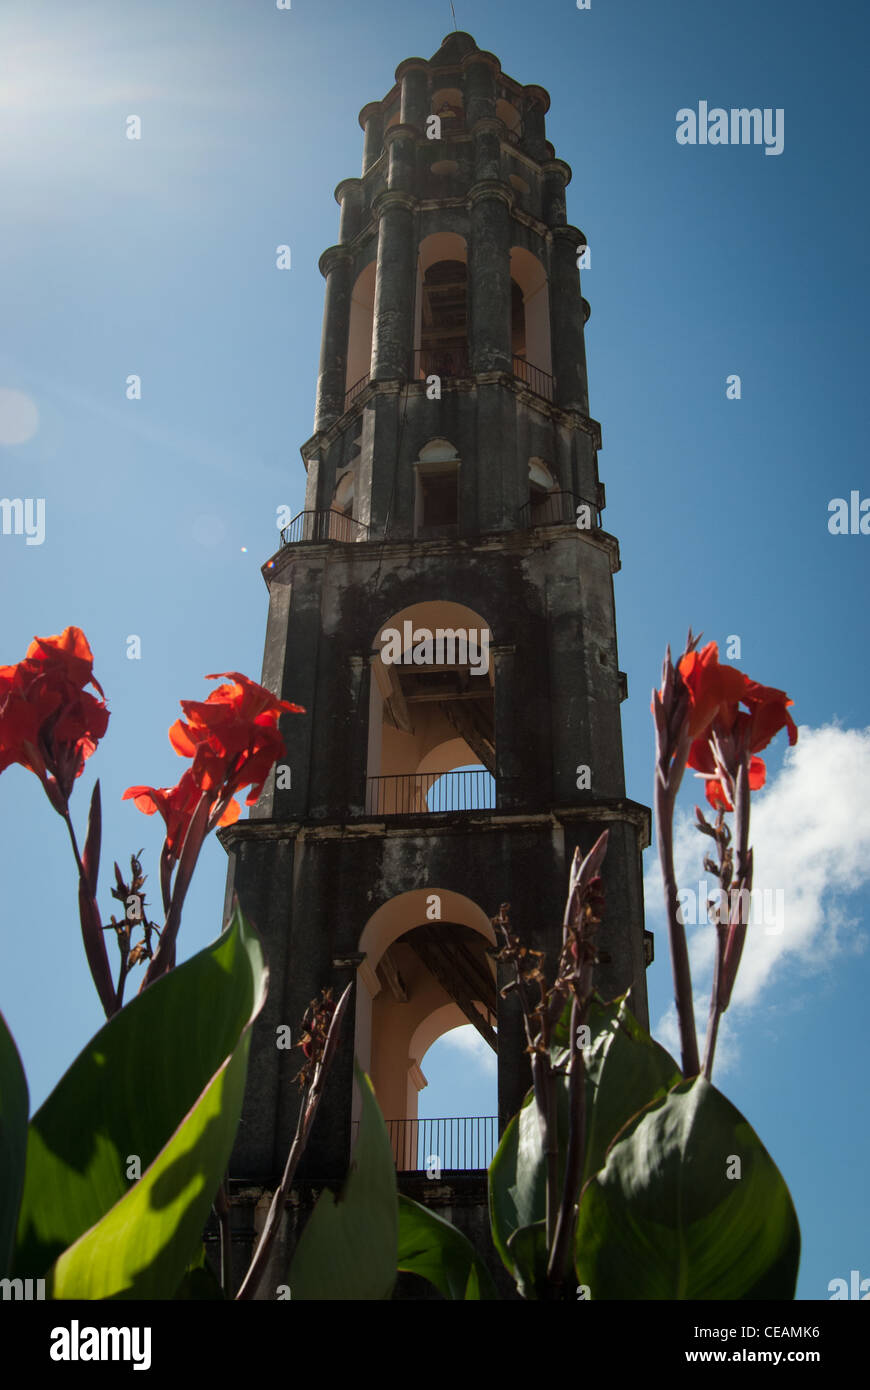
[645,724,870,1070]
[436,1024,497,1077]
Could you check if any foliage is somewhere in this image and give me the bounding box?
[0,626,802,1300]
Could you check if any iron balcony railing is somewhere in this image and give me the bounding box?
[365,769,496,816]
[343,354,555,409]
[387,1117,498,1172]
[512,354,555,402]
[413,345,471,379]
[344,371,371,410]
[517,490,600,531]
[280,509,370,546]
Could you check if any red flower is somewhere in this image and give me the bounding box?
[678,642,747,738]
[0,626,109,807]
[122,767,240,862]
[679,643,797,809]
[167,671,304,808]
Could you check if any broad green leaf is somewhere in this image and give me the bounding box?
[0,1011,29,1275]
[575,1076,801,1299]
[488,995,680,1283]
[581,995,681,1182]
[173,1244,226,1300]
[398,1193,498,1300]
[288,1064,397,1300]
[14,902,267,1288]
[489,1087,561,1280]
[506,1220,548,1300]
[49,1044,251,1298]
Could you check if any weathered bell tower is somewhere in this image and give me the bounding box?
[220,31,651,1295]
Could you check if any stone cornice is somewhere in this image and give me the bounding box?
[469,116,503,138]
[523,83,551,114]
[551,223,587,252]
[218,798,651,851]
[333,177,362,206]
[358,100,382,129]
[467,178,514,209]
[299,375,602,459]
[383,121,418,149]
[261,518,621,587]
[394,56,428,82]
[371,189,418,219]
[542,158,573,185]
[317,244,354,278]
[460,49,502,76]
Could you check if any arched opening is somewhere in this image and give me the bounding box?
[345,260,376,404]
[416,1018,498,1169]
[366,599,496,815]
[496,97,523,143]
[327,470,356,541]
[522,457,567,528]
[415,437,460,537]
[510,246,553,393]
[431,87,465,137]
[354,888,497,1169]
[414,233,469,380]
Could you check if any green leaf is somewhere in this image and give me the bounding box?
[288,1063,397,1300]
[575,1076,801,1299]
[488,1089,557,1280]
[488,995,680,1283]
[173,1244,226,1300]
[397,1193,498,1300]
[506,1220,548,1300]
[581,995,682,1183]
[14,902,267,1297]
[0,1011,29,1275]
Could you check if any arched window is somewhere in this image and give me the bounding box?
[431,87,464,136]
[328,471,356,541]
[366,600,496,815]
[332,471,354,515]
[345,261,377,405]
[415,439,460,536]
[509,248,553,391]
[415,234,469,382]
[421,260,468,376]
[528,458,558,524]
[353,889,498,1168]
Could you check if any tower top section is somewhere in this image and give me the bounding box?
[354,32,564,181]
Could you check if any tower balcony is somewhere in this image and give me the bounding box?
[279,508,370,545]
[354,1115,499,1173]
[518,489,601,530]
[341,351,556,413]
[365,769,496,816]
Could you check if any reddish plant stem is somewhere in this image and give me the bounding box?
[236,982,352,1301]
[61,805,116,1018]
[546,994,587,1291]
[656,778,700,1077]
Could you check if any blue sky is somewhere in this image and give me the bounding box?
[1,0,867,1302]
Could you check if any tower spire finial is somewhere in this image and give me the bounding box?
[449,1,458,30]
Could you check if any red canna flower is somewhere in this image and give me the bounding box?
[122,767,240,863]
[677,642,747,738]
[679,643,798,809]
[687,739,767,811]
[167,671,304,808]
[0,626,109,809]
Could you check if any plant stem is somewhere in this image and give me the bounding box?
[62,805,117,1018]
[547,995,586,1291]
[656,783,700,1076]
[235,982,352,1301]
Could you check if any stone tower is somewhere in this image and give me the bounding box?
[219,30,651,1295]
